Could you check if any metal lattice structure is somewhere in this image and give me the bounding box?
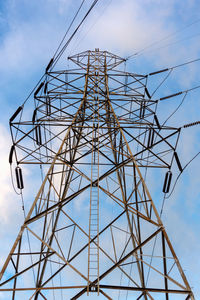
[0,49,194,299]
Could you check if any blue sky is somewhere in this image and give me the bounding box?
[0,0,200,299]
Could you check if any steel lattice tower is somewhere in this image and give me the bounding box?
[0,49,194,299]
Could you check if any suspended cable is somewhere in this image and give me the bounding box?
[68,0,113,56]
[126,18,200,60]
[10,165,21,195]
[145,102,181,284]
[145,233,158,284]
[51,0,100,69]
[20,190,37,286]
[22,75,45,106]
[159,83,200,101]
[150,69,173,98]
[171,57,200,71]
[25,225,37,285]
[53,0,86,59]
[13,0,95,109]
[159,193,168,217]
[145,191,167,285]
[149,57,200,77]
[144,96,183,284]
[9,0,99,191]
[166,150,200,199]
[20,192,26,218]
[130,32,200,62]
[161,92,188,127]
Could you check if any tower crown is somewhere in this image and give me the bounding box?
[68,49,126,70]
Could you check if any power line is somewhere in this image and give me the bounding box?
[130,32,200,61]
[166,150,200,199]
[53,0,86,59]
[68,0,113,57]
[150,69,173,97]
[161,92,188,127]
[19,1,99,108]
[126,18,200,60]
[51,0,100,69]
[159,84,200,101]
[149,57,200,76]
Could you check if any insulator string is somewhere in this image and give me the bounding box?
[149,57,200,77]
[16,0,97,108]
[150,69,173,98]
[161,92,188,127]
[166,150,200,199]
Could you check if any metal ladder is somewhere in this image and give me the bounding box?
[88,165,99,292]
[87,59,100,294]
[87,128,100,294]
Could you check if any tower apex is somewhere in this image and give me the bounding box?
[68,49,126,70]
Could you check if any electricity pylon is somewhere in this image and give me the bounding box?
[0,49,194,299]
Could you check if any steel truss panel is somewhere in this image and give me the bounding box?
[1,50,194,299]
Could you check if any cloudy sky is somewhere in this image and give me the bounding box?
[0,0,200,298]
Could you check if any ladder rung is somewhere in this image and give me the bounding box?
[90,260,98,262]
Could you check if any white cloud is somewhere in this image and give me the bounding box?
[0,125,24,270]
[0,125,20,224]
[75,0,171,55]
